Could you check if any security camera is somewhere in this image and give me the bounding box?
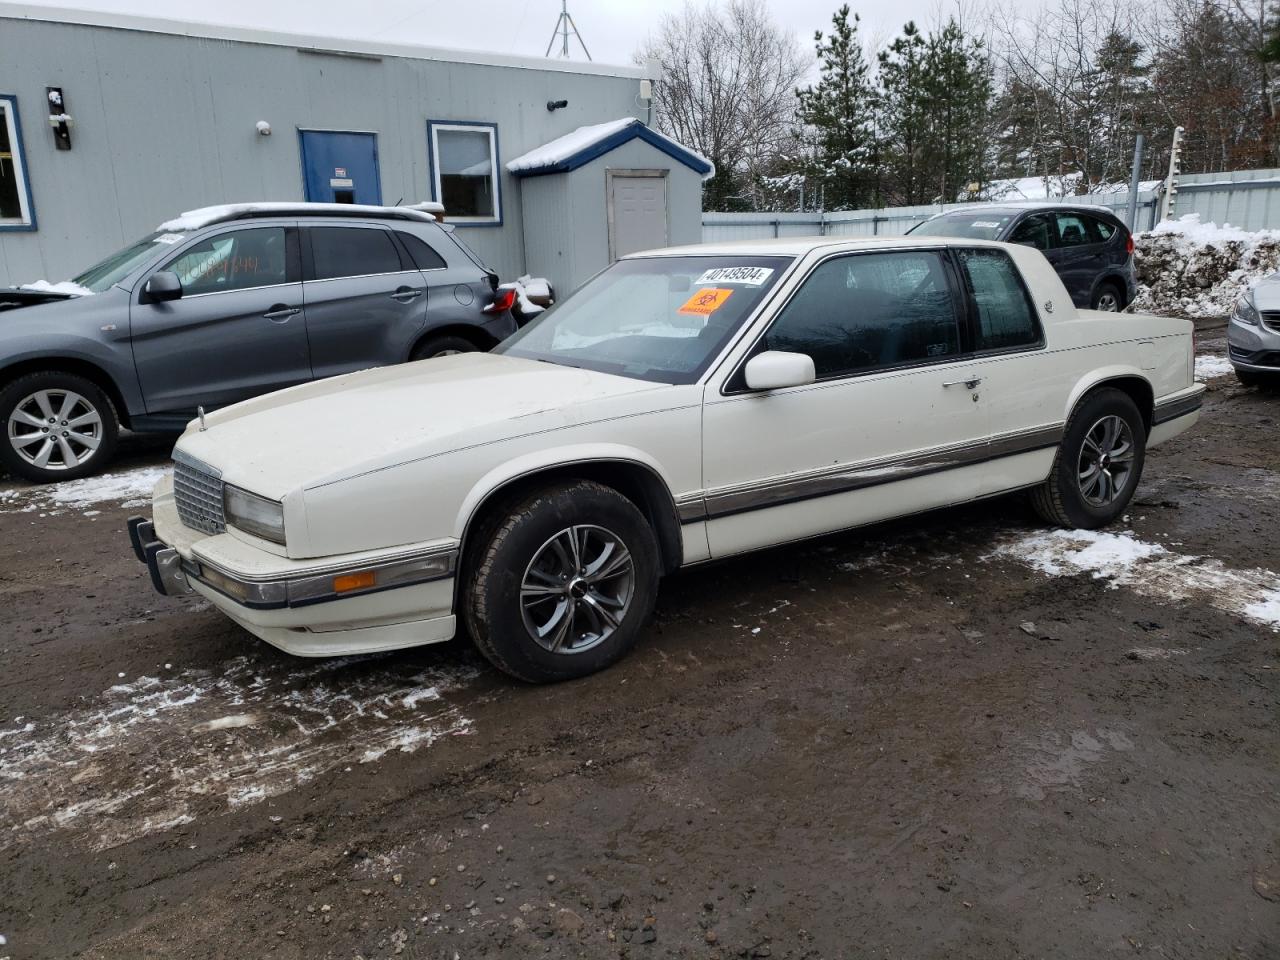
[255,120,272,136]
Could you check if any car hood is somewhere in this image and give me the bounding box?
[176,352,672,499]
[1250,273,1280,312]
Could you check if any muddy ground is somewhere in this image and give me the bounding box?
[1,321,1277,959]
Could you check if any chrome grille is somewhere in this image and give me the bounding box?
[1261,311,1280,333]
[172,451,225,535]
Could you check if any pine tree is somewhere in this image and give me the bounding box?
[795,5,877,210]
[877,22,930,205]
[919,18,992,202]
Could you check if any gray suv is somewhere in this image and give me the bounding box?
[0,204,517,482]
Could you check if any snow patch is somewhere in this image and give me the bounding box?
[997,529,1280,628]
[18,279,94,297]
[0,658,479,851]
[0,466,169,515]
[1195,354,1234,380]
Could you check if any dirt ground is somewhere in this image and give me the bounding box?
[1,321,1277,960]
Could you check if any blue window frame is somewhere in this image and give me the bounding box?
[427,120,502,226]
[0,94,36,231]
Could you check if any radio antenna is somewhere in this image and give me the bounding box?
[545,0,591,60]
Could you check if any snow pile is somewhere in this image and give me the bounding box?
[512,274,553,316]
[1194,354,1234,380]
[18,279,93,297]
[1131,214,1280,318]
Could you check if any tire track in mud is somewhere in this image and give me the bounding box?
[0,656,482,852]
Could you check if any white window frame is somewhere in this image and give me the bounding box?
[428,121,501,226]
[0,95,35,230]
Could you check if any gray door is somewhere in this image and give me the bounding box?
[301,224,428,379]
[608,171,669,261]
[131,225,311,415]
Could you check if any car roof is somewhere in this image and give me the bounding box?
[931,201,1123,219]
[155,202,445,233]
[636,235,1015,258]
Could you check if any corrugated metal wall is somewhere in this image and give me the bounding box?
[703,169,1280,242]
[0,14,646,286]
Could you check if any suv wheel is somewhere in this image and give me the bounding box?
[465,480,660,683]
[0,372,119,483]
[411,335,479,361]
[1031,387,1146,529]
[1091,282,1124,312]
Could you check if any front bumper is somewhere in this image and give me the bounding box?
[1228,315,1280,371]
[127,479,461,656]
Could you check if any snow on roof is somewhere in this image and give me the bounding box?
[506,118,715,180]
[156,202,443,232]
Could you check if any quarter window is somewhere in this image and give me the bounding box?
[396,232,446,270]
[763,251,960,378]
[956,248,1041,351]
[1055,214,1096,247]
[1091,217,1116,241]
[0,96,34,228]
[310,227,403,280]
[164,227,288,296]
[429,122,500,223]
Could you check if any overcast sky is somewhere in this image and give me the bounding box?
[33,0,989,66]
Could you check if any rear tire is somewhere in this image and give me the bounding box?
[0,371,119,483]
[1091,281,1124,312]
[1031,387,1146,529]
[465,480,660,683]
[411,335,479,361]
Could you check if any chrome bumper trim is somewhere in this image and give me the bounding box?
[127,517,457,610]
[1153,386,1205,425]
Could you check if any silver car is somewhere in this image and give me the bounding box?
[0,203,517,483]
[1228,278,1280,386]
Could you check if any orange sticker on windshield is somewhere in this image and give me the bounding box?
[679,287,734,316]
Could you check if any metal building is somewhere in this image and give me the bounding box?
[0,3,704,294]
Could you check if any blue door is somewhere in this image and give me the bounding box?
[299,131,382,205]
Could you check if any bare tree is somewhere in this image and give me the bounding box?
[635,0,809,210]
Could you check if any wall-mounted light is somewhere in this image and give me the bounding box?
[47,87,71,150]
[639,79,652,102]
[546,99,568,112]
[255,120,272,136]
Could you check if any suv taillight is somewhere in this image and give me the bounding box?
[1126,234,1135,255]
[483,284,518,314]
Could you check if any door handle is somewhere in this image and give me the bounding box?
[943,377,983,389]
[263,305,300,321]
[390,287,423,303]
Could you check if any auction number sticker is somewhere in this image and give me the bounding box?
[971,221,1002,228]
[152,233,186,245]
[694,266,774,286]
[679,287,734,316]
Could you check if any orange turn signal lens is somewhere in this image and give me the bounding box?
[333,570,376,594]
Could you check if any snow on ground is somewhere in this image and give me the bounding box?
[0,466,169,515]
[0,657,479,851]
[997,529,1280,628]
[1132,213,1280,318]
[1195,354,1235,380]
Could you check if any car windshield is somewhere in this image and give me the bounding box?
[908,212,1017,241]
[497,255,792,384]
[71,231,184,292]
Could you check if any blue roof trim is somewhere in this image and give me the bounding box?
[512,122,712,178]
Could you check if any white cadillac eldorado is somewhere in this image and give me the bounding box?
[129,237,1203,682]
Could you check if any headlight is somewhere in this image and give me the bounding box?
[1232,292,1260,326]
[223,485,286,545]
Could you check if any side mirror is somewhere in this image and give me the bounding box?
[744,351,816,391]
[144,271,183,303]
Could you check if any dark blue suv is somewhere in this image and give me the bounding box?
[908,203,1137,312]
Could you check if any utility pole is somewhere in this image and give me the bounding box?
[1125,134,1144,230]
[545,0,591,61]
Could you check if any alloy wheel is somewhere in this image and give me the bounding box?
[1077,414,1135,506]
[520,524,635,655]
[1095,291,1121,312]
[6,389,104,472]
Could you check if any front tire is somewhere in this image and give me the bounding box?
[465,480,660,683]
[0,371,119,483]
[1031,387,1146,529]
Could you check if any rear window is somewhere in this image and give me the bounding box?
[310,227,403,280]
[909,212,1017,241]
